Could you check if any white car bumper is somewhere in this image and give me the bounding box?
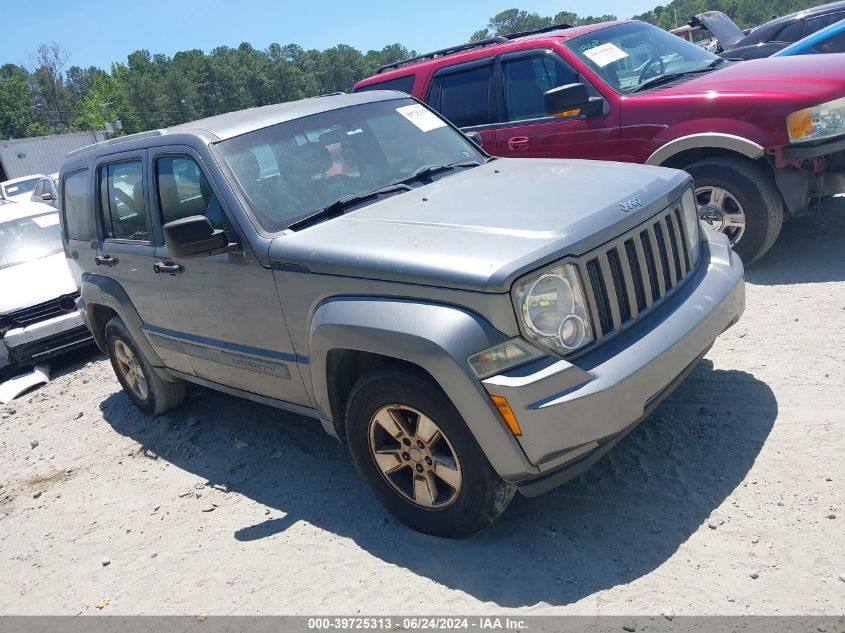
[1,311,93,368]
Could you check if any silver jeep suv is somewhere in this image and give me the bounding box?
[59,91,744,537]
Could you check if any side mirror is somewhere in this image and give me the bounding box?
[41,192,55,201]
[162,215,231,258]
[544,83,604,119]
[465,131,484,149]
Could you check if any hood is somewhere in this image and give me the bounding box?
[269,159,689,293]
[648,54,845,105]
[691,11,747,49]
[0,253,78,315]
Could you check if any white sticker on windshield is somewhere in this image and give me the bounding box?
[396,104,446,132]
[32,214,59,228]
[582,42,628,67]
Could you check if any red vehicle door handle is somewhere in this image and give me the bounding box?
[507,136,530,151]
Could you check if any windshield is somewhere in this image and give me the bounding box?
[2,177,41,198]
[0,212,63,270]
[566,22,720,93]
[216,98,486,233]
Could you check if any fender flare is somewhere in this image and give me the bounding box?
[646,133,765,166]
[308,297,537,480]
[80,273,166,368]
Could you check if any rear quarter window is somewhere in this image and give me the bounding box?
[355,75,416,94]
[62,169,92,241]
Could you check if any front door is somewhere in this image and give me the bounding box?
[147,146,310,406]
[492,49,622,160]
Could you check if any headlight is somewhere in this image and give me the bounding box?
[681,187,701,264]
[514,263,594,355]
[787,96,845,143]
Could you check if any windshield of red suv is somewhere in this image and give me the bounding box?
[566,22,720,93]
[217,98,485,233]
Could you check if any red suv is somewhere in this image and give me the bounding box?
[354,20,845,263]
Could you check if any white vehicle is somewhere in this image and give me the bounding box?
[29,173,59,208]
[1,174,45,202]
[0,201,93,378]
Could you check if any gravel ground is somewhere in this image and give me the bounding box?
[0,207,843,616]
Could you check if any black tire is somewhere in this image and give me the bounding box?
[685,156,784,265]
[104,316,185,415]
[345,364,515,538]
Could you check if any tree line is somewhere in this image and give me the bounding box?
[0,1,828,140]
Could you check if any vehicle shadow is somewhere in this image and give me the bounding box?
[98,358,776,607]
[748,197,845,285]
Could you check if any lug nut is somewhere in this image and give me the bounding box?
[415,464,424,473]
[403,438,412,446]
[425,456,432,465]
[416,440,425,449]
[402,452,410,461]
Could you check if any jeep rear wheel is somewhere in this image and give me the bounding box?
[105,316,185,416]
[685,157,783,265]
[345,364,515,538]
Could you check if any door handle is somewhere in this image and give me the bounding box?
[94,255,118,267]
[507,136,530,151]
[154,261,183,275]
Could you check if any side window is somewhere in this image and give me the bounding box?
[63,169,92,241]
[155,155,224,230]
[815,28,845,53]
[804,13,845,36]
[33,180,44,197]
[777,21,806,43]
[429,64,494,128]
[99,160,149,241]
[503,54,579,121]
[355,75,416,94]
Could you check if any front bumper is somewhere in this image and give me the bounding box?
[774,138,845,213]
[1,311,94,370]
[481,231,745,493]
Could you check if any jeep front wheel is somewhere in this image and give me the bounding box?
[345,364,515,538]
[685,156,784,265]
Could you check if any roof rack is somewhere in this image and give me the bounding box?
[66,129,166,158]
[375,23,573,74]
[375,37,508,74]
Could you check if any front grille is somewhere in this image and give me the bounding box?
[3,292,80,328]
[579,204,699,342]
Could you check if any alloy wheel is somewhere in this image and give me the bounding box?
[695,185,747,245]
[367,404,462,509]
[113,339,149,401]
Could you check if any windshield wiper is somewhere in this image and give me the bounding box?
[401,160,483,184]
[629,61,726,93]
[288,182,411,231]
[287,161,482,231]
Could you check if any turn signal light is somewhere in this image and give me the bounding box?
[552,108,581,118]
[490,395,522,436]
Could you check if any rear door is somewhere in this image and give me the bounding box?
[94,151,193,374]
[148,145,310,405]
[492,48,621,160]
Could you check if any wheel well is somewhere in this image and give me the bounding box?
[325,350,433,441]
[660,147,755,172]
[88,304,118,351]
[660,147,779,182]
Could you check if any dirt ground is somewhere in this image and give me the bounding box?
[1,206,843,616]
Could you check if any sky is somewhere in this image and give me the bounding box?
[0,0,659,71]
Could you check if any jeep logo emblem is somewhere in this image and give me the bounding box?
[618,198,643,212]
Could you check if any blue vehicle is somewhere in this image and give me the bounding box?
[773,17,845,56]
